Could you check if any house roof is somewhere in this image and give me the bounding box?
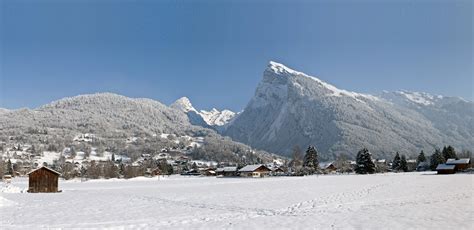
[239,164,270,172]
[446,158,470,164]
[216,167,237,172]
[27,166,61,175]
[436,164,455,170]
[318,162,335,169]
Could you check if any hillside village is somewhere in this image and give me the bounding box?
[0,132,287,180]
[1,130,471,181]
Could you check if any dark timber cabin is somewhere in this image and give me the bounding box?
[27,166,61,193]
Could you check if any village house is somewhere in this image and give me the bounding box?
[199,168,216,176]
[416,161,430,171]
[319,162,337,172]
[407,159,418,171]
[445,158,471,171]
[239,164,271,178]
[216,166,238,177]
[27,166,61,193]
[436,164,456,174]
[269,166,285,176]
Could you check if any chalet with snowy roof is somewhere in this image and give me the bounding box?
[239,164,271,178]
[27,166,61,193]
[416,161,430,171]
[436,164,455,174]
[445,158,470,171]
[216,167,238,177]
[200,168,216,176]
[269,166,285,176]
[319,162,337,172]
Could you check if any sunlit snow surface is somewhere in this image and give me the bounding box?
[1,173,472,229]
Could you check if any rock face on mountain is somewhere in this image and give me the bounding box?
[224,62,474,159]
[171,97,237,128]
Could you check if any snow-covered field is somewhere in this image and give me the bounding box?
[1,172,472,229]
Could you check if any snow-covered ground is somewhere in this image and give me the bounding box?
[0,172,472,229]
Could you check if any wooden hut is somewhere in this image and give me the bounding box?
[319,162,337,172]
[436,164,455,174]
[446,158,471,171]
[27,166,61,193]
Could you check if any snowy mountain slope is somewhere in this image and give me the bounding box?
[0,108,10,114]
[380,91,474,147]
[199,108,236,126]
[170,97,237,128]
[224,61,474,159]
[0,93,274,163]
[170,97,211,128]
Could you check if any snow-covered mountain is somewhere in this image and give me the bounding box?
[224,61,474,159]
[200,109,236,126]
[0,93,274,163]
[170,97,237,128]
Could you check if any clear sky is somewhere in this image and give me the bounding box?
[1,0,472,111]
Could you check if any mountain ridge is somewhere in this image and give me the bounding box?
[223,61,473,159]
[0,92,275,163]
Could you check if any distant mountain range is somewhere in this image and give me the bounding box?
[170,97,237,129]
[1,62,472,160]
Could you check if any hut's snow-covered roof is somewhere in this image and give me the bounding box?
[319,162,335,169]
[27,166,61,175]
[446,158,470,164]
[436,164,455,170]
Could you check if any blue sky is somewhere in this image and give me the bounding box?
[1,0,472,111]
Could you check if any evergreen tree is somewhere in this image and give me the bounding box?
[442,145,457,162]
[80,165,87,178]
[70,146,76,158]
[0,160,4,177]
[355,148,376,174]
[192,162,198,170]
[119,163,125,177]
[303,145,319,173]
[400,155,408,172]
[392,152,401,171]
[416,150,426,164]
[430,149,445,171]
[111,153,115,162]
[6,159,14,176]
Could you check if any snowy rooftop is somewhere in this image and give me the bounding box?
[436,164,455,170]
[216,167,237,172]
[446,158,470,164]
[318,162,334,169]
[239,164,268,172]
[27,166,61,175]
